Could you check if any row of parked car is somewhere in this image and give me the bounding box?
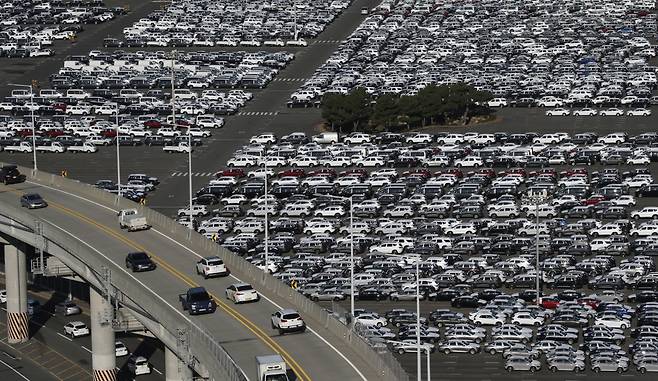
[0,0,127,58]
[120,0,351,47]
[166,129,658,373]
[48,50,294,91]
[291,0,657,107]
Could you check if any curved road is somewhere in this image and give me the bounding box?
[0,179,377,381]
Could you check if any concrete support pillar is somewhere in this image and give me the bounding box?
[4,243,29,344]
[165,346,193,381]
[90,288,117,381]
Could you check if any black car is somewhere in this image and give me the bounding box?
[357,287,387,301]
[451,295,482,308]
[637,184,658,197]
[125,252,156,272]
[0,165,26,184]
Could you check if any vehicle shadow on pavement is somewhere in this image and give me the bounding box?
[29,289,68,337]
[117,334,159,379]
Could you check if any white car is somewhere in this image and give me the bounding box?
[627,156,650,165]
[263,39,285,46]
[286,39,308,47]
[627,108,651,116]
[511,313,544,327]
[355,313,388,328]
[250,134,276,145]
[115,341,129,357]
[271,309,306,334]
[631,207,658,219]
[0,290,5,303]
[355,156,385,167]
[227,156,258,167]
[64,321,90,337]
[594,316,631,329]
[225,283,259,303]
[127,356,151,375]
[573,108,598,116]
[68,142,97,153]
[470,312,506,326]
[488,98,508,107]
[195,256,229,278]
[599,108,624,116]
[546,108,570,116]
[454,156,484,167]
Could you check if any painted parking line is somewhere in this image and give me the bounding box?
[153,367,163,375]
[80,346,92,353]
[0,358,30,381]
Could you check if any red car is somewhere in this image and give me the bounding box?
[44,129,65,138]
[476,168,496,178]
[505,167,527,177]
[51,102,67,112]
[578,297,600,310]
[443,168,463,178]
[217,168,245,178]
[540,297,560,309]
[583,195,605,206]
[339,169,368,178]
[17,129,40,138]
[308,169,336,179]
[561,168,588,177]
[278,168,305,178]
[401,168,431,179]
[143,119,162,129]
[101,129,117,138]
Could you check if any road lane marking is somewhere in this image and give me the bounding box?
[153,367,163,375]
[80,346,91,353]
[56,333,72,342]
[25,181,366,380]
[0,358,30,380]
[40,199,304,381]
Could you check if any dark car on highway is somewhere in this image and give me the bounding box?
[125,252,156,272]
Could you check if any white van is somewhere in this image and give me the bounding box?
[312,132,338,144]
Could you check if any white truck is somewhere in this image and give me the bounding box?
[163,142,191,153]
[4,141,33,153]
[311,132,338,144]
[118,209,150,232]
[68,142,98,153]
[256,355,289,381]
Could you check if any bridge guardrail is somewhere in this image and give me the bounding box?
[15,166,409,381]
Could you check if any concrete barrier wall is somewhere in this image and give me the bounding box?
[10,166,409,381]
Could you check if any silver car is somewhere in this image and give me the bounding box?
[547,356,586,372]
[637,357,658,373]
[505,356,542,372]
[591,357,628,373]
[438,339,480,355]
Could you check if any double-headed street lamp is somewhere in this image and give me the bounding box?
[527,192,550,306]
[386,340,431,381]
[9,83,37,172]
[382,252,422,381]
[315,194,354,317]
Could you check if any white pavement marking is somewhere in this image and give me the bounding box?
[153,367,163,375]
[81,346,92,353]
[0,358,30,381]
[56,333,72,342]
[29,181,367,381]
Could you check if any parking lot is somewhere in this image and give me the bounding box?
[161,128,658,376]
[1,0,658,380]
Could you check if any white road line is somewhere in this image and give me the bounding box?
[81,345,92,353]
[56,333,72,342]
[29,181,367,380]
[153,367,163,375]
[0,358,30,381]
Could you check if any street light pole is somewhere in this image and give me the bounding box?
[415,257,421,381]
[349,195,354,318]
[264,160,269,273]
[9,83,37,171]
[529,193,548,306]
[115,103,120,194]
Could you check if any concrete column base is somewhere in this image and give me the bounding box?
[165,346,193,381]
[4,244,28,344]
[90,288,116,379]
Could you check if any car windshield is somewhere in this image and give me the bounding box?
[207,259,223,266]
[189,291,210,302]
[237,285,253,291]
[283,313,300,320]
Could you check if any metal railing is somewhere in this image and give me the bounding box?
[10,165,409,381]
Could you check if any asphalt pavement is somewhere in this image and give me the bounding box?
[0,282,165,380]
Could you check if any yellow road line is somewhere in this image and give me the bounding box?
[47,200,312,381]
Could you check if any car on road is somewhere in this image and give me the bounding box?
[271,309,306,334]
[195,256,229,278]
[125,252,156,272]
[55,301,81,316]
[225,283,259,304]
[115,341,129,357]
[20,193,48,209]
[127,356,151,375]
[64,321,90,338]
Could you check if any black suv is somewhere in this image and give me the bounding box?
[0,165,26,185]
[125,252,156,272]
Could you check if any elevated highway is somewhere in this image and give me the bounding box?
[0,165,407,381]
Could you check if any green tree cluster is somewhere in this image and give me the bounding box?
[321,83,493,133]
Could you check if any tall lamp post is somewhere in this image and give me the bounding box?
[115,103,121,193]
[170,50,194,230]
[316,194,354,318]
[528,192,549,306]
[9,83,37,171]
[386,340,431,381]
[383,252,421,381]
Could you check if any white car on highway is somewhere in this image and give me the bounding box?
[225,283,259,304]
[115,341,129,357]
[127,356,151,375]
[195,256,229,278]
[64,321,90,338]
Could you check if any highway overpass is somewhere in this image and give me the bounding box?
[0,165,407,381]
